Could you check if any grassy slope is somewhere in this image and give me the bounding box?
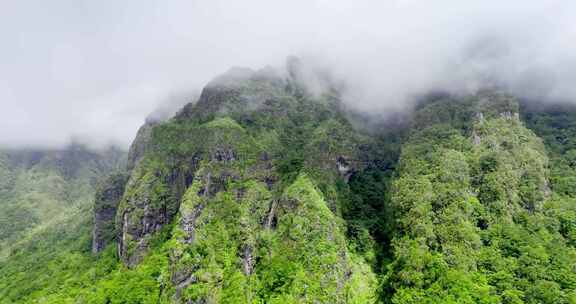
[0,147,125,302]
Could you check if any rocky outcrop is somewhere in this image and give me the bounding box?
[117,163,196,266]
[117,96,280,267]
[103,61,377,302]
[92,172,128,254]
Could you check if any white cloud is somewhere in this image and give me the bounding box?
[1,0,574,147]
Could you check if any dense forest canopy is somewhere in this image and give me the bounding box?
[1,65,575,303]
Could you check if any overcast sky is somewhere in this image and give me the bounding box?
[1,0,575,148]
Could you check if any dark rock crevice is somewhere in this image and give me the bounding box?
[92,172,129,254]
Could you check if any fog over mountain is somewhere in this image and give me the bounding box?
[1,0,575,148]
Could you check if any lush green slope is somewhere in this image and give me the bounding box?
[382,91,576,303]
[107,65,380,302]
[0,145,124,255]
[0,145,125,302]
[1,64,576,304]
[0,64,383,303]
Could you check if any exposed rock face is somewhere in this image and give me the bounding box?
[92,172,128,254]
[115,69,292,266]
[104,61,377,301]
[117,163,196,266]
[475,111,485,122]
[336,155,354,181]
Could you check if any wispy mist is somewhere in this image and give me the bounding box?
[1,0,574,148]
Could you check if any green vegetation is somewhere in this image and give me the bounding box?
[1,69,576,303]
[381,93,576,303]
[0,147,124,257]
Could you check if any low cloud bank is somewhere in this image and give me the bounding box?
[1,0,574,147]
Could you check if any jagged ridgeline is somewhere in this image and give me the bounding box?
[89,60,381,303]
[2,60,576,304]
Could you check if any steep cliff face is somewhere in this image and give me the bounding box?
[86,63,379,302]
[92,172,129,253]
[117,66,316,265]
[5,59,576,303]
[82,59,576,302]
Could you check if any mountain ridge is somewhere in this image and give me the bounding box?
[1,62,576,303]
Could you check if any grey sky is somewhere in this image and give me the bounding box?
[1,0,575,148]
